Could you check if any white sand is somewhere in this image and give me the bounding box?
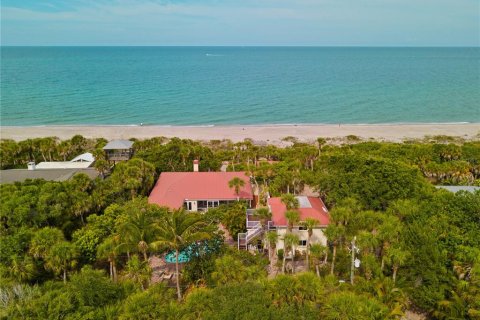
[1,124,478,145]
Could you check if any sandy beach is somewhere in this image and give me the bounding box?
[1,124,479,145]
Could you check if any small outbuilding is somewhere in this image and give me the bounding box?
[103,140,134,162]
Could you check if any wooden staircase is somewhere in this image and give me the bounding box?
[238,221,264,250]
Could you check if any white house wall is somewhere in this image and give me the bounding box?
[275,227,328,252]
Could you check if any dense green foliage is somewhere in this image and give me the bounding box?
[1,135,479,319]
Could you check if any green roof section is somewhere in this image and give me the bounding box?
[0,168,99,184]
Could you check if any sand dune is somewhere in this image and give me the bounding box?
[1,124,478,145]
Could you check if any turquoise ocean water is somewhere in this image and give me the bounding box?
[1,47,479,126]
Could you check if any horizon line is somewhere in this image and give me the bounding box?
[2,45,479,48]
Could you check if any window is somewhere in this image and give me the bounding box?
[298,226,307,231]
[207,201,219,208]
[298,240,307,246]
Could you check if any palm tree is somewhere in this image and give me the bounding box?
[38,137,57,162]
[254,207,271,229]
[309,244,327,277]
[151,209,211,301]
[386,247,409,283]
[356,230,379,256]
[288,161,303,195]
[324,204,356,275]
[112,159,156,200]
[9,255,35,282]
[122,254,152,290]
[93,148,110,179]
[70,134,87,155]
[211,254,248,285]
[65,175,94,225]
[281,193,299,209]
[69,191,92,225]
[266,231,279,272]
[0,140,20,167]
[285,210,300,233]
[117,203,158,262]
[322,291,389,320]
[29,227,64,259]
[324,224,345,275]
[57,140,72,161]
[377,214,402,271]
[283,233,299,274]
[45,241,78,283]
[373,277,409,314]
[302,218,319,271]
[317,137,327,157]
[178,145,191,169]
[94,159,110,179]
[255,207,272,256]
[19,138,36,163]
[124,173,143,200]
[97,235,121,282]
[300,145,317,171]
[228,177,245,200]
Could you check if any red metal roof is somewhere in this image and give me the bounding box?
[268,196,330,227]
[148,172,253,208]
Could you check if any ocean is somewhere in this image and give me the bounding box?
[1,47,479,126]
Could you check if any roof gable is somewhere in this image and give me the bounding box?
[71,152,95,163]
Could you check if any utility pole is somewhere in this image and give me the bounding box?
[350,236,356,285]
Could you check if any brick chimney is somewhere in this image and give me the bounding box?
[193,160,199,172]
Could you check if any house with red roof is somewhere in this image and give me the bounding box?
[268,196,329,252]
[238,196,329,252]
[148,160,253,212]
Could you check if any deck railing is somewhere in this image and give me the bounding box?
[247,220,261,228]
[237,233,247,250]
[246,223,263,241]
[267,220,275,230]
[238,221,264,250]
[239,208,276,250]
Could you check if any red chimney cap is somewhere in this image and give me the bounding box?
[193,160,199,164]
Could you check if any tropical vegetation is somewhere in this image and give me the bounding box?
[1,134,479,319]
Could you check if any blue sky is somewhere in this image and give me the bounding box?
[1,0,479,46]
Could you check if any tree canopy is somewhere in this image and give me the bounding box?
[1,135,479,319]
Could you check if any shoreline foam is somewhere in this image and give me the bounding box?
[3,121,474,127]
[1,123,478,145]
